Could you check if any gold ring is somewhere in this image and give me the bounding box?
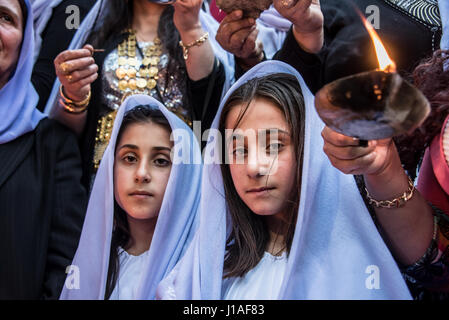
[66,74,73,83]
[281,0,296,8]
[60,62,70,74]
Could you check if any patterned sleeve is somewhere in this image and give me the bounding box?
[400,207,449,299]
[354,175,449,299]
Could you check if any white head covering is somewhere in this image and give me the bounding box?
[156,60,412,300]
[256,5,290,59]
[60,95,202,299]
[43,0,235,114]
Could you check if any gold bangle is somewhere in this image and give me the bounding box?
[365,176,416,209]
[59,98,88,114]
[59,85,91,107]
[179,32,209,60]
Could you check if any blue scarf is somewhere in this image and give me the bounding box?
[0,0,45,144]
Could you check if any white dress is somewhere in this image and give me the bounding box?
[222,251,287,300]
[109,248,150,300]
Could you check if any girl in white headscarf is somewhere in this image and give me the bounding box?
[60,95,202,299]
[156,60,415,299]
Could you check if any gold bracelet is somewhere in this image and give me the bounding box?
[365,176,415,209]
[179,32,209,60]
[59,85,91,107]
[59,85,91,114]
[59,98,89,114]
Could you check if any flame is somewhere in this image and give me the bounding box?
[360,15,396,72]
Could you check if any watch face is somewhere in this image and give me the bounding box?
[147,0,176,3]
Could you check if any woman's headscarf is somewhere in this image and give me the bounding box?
[0,0,45,144]
[156,60,412,300]
[43,0,235,115]
[60,94,202,299]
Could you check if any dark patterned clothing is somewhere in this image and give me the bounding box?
[355,175,449,300]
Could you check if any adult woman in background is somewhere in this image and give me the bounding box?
[0,0,86,299]
[49,0,228,190]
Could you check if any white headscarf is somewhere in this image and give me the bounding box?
[156,60,412,300]
[60,95,202,299]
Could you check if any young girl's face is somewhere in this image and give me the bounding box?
[114,121,173,221]
[225,97,297,219]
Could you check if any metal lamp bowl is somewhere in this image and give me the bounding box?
[314,70,431,140]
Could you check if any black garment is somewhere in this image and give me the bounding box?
[32,0,95,111]
[274,0,442,94]
[79,32,225,190]
[0,118,87,300]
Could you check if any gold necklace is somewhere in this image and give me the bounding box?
[93,31,163,171]
[115,30,162,92]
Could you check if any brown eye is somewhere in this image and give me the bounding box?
[154,158,170,167]
[123,154,137,163]
[0,13,13,23]
[267,143,283,153]
[233,147,246,156]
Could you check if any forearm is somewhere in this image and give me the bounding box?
[49,97,88,137]
[364,147,434,266]
[179,25,215,81]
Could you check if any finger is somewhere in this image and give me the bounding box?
[221,10,244,23]
[83,44,95,56]
[57,57,96,75]
[323,140,376,161]
[54,48,93,65]
[321,126,365,147]
[296,0,313,11]
[241,28,259,54]
[326,151,376,175]
[229,27,256,51]
[64,72,99,93]
[67,64,99,84]
[220,19,256,43]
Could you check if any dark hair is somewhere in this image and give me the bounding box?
[218,73,305,279]
[18,0,27,29]
[104,105,171,299]
[395,49,449,178]
[87,1,186,101]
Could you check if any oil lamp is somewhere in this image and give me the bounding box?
[314,15,430,141]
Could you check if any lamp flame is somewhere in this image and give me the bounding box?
[360,15,397,72]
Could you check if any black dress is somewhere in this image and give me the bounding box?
[0,118,87,299]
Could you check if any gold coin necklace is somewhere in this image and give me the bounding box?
[115,29,162,93]
[94,31,163,170]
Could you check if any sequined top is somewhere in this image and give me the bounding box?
[101,40,191,123]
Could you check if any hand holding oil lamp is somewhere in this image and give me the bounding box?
[314,15,430,141]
